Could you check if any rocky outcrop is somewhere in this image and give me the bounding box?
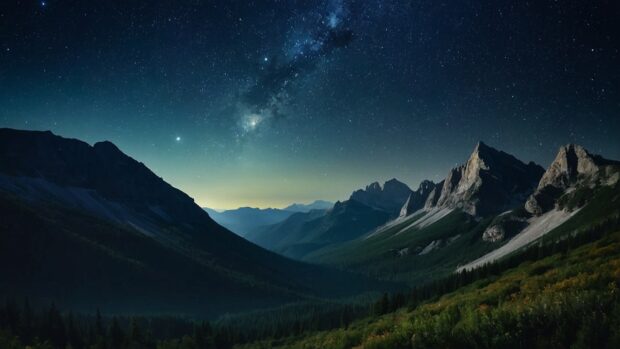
[428,142,544,216]
[526,144,620,215]
[482,225,505,242]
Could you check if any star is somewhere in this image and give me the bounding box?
[175,136,181,142]
[241,113,263,133]
[41,1,46,7]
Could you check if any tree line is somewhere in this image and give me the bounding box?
[2,214,618,348]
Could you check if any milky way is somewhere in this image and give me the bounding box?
[0,0,618,208]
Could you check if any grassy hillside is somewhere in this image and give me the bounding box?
[307,210,499,284]
[307,183,620,286]
[239,228,620,348]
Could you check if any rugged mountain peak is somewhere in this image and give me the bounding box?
[526,144,620,215]
[537,144,604,189]
[418,179,436,193]
[366,181,383,192]
[430,142,544,216]
[400,180,437,217]
[350,178,412,216]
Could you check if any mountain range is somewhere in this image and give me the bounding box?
[202,207,294,237]
[202,200,333,238]
[250,141,620,285]
[246,178,426,259]
[0,128,388,317]
[1,128,618,319]
[283,200,334,212]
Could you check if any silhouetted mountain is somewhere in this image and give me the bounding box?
[252,201,390,260]
[203,206,293,237]
[284,200,334,212]
[249,179,412,259]
[0,128,391,317]
[350,179,412,216]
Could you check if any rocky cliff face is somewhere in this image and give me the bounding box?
[428,142,544,216]
[399,180,436,216]
[424,180,444,209]
[526,144,620,215]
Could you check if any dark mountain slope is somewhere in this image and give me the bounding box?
[250,201,390,260]
[248,179,415,259]
[0,128,390,317]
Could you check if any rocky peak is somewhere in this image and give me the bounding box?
[365,181,382,193]
[417,180,436,196]
[430,142,544,216]
[537,144,603,189]
[525,144,619,215]
[350,178,412,216]
[400,180,438,217]
[382,178,412,195]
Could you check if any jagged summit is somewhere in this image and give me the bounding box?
[537,144,615,189]
[428,142,545,216]
[526,144,620,215]
[350,178,412,215]
[400,180,437,217]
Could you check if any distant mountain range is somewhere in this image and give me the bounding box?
[203,207,294,237]
[202,200,333,238]
[283,200,334,212]
[0,128,388,317]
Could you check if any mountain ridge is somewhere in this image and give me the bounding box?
[0,128,391,316]
[284,200,334,212]
[426,141,545,216]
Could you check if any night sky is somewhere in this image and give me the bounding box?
[1,1,619,209]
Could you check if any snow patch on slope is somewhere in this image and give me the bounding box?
[397,207,453,234]
[419,240,441,255]
[364,209,427,239]
[457,208,580,272]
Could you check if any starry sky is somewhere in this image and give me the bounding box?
[1,0,619,209]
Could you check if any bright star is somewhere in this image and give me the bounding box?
[263,57,269,62]
[242,113,263,132]
[41,1,46,6]
[175,136,181,142]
